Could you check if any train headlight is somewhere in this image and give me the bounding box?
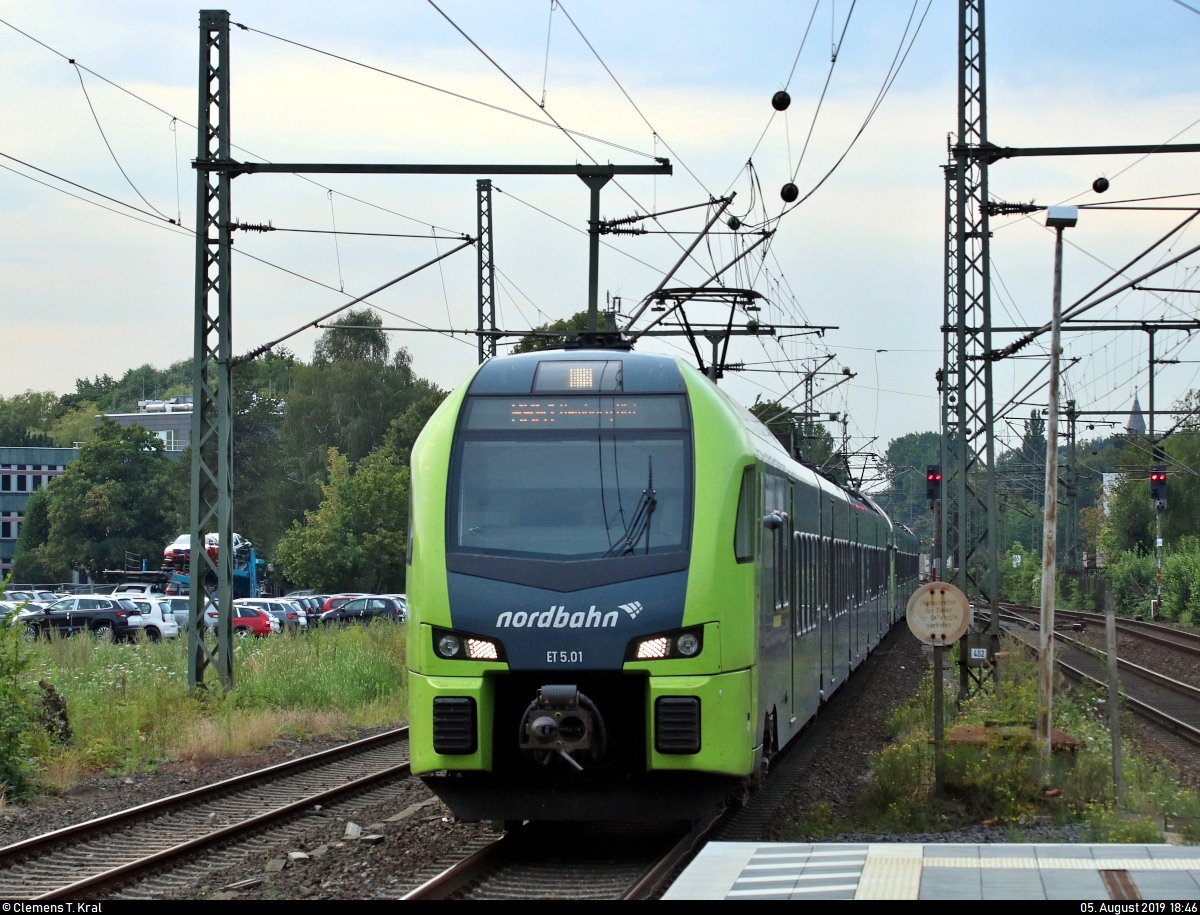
[636,637,670,659]
[625,626,705,662]
[433,627,506,662]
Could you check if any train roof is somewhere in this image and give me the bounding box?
[468,349,685,395]
[466,348,898,531]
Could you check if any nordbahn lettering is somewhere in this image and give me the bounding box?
[496,605,620,628]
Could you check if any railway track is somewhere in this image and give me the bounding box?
[998,610,1200,746]
[0,726,411,900]
[401,817,718,900]
[1001,602,1200,658]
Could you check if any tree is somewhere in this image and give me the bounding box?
[878,432,939,532]
[512,309,615,353]
[747,397,844,483]
[10,488,70,583]
[0,392,58,447]
[273,447,410,593]
[36,420,175,576]
[313,309,390,366]
[383,392,448,466]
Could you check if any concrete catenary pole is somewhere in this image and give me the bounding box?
[1038,207,1077,753]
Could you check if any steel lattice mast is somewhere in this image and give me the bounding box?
[942,0,1000,652]
[188,8,235,690]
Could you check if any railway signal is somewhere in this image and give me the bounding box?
[926,465,942,502]
[1151,466,1167,509]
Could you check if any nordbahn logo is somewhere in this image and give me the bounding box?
[495,605,628,629]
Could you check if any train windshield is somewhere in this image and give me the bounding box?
[450,395,692,561]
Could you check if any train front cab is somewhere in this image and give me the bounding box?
[405,352,760,822]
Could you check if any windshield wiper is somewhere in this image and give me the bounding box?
[603,456,656,558]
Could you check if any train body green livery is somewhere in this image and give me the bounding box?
[407,349,920,821]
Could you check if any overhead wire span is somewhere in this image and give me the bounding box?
[0,151,474,350]
[554,0,711,195]
[232,20,654,161]
[421,0,715,279]
[0,16,469,238]
[235,238,476,363]
[70,63,171,221]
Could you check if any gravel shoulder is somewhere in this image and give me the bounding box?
[0,724,402,850]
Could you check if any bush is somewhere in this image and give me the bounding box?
[0,587,39,797]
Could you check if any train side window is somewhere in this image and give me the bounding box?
[733,465,756,563]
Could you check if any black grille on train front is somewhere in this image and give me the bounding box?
[432,697,477,754]
[655,697,701,754]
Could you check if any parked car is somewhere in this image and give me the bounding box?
[163,533,191,569]
[284,589,313,598]
[380,594,407,622]
[320,596,403,625]
[319,593,365,615]
[5,590,57,609]
[163,596,193,630]
[300,596,325,616]
[21,595,145,642]
[127,598,180,640]
[113,582,168,597]
[236,598,307,630]
[204,603,277,637]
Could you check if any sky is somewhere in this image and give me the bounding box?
[3,0,1200,483]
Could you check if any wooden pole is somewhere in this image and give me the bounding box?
[933,642,945,794]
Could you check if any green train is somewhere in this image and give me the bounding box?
[406,348,920,821]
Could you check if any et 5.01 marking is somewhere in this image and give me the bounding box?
[547,650,584,663]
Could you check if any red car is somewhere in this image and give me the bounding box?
[320,593,365,614]
[204,604,275,638]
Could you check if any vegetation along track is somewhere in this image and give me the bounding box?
[0,726,411,900]
[1000,607,1200,746]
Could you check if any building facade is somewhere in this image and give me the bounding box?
[100,397,191,457]
[0,446,79,576]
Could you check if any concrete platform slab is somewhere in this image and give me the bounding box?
[663,842,1200,900]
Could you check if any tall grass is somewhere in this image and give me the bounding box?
[836,635,1200,839]
[23,623,407,791]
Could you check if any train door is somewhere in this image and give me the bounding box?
[759,472,791,754]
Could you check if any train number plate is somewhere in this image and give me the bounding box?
[547,650,584,664]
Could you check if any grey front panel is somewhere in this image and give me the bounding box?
[447,570,687,671]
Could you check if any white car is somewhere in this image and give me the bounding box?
[113,582,168,597]
[127,598,180,641]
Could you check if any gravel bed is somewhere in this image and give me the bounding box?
[168,780,494,900]
[1070,621,1200,690]
[765,631,927,841]
[818,824,1084,844]
[0,724,400,850]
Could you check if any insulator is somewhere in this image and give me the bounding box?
[1092,176,1109,194]
[772,90,791,112]
[780,182,799,203]
[727,215,742,231]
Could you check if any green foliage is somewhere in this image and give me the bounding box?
[0,581,39,797]
[313,309,390,366]
[748,396,844,484]
[274,447,410,594]
[873,431,939,546]
[11,488,70,583]
[35,420,175,576]
[999,541,1041,604]
[512,309,613,353]
[23,622,407,781]
[65,360,191,415]
[849,639,1200,836]
[0,391,59,447]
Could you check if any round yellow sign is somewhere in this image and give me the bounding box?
[905,582,970,645]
